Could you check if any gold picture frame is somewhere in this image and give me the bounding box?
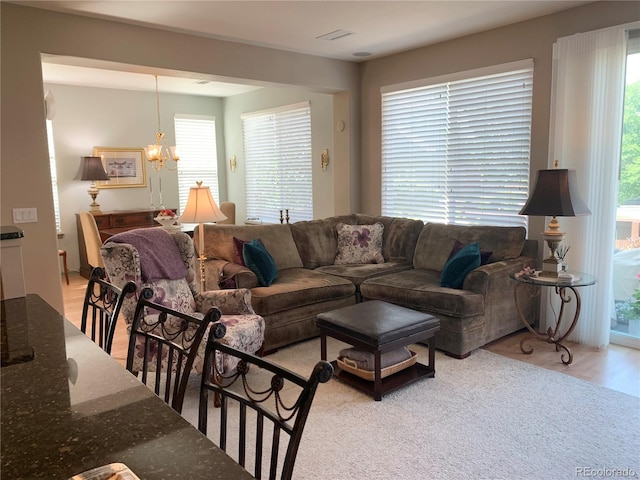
[93,147,147,189]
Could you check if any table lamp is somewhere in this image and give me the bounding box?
[180,181,227,291]
[81,156,109,213]
[519,161,591,277]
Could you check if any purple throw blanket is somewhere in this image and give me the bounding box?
[107,228,187,282]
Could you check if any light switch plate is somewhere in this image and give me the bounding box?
[12,208,38,223]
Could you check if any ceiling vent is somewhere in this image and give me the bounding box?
[316,29,353,41]
[194,80,210,85]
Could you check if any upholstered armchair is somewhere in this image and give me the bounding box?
[100,228,265,374]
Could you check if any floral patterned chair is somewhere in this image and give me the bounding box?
[100,227,265,375]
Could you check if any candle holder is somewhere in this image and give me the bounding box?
[148,177,155,209]
[159,177,165,209]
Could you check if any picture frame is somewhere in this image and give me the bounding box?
[93,147,147,188]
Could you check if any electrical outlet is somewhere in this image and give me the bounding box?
[12,208,38,224]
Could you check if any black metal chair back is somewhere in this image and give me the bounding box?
[198,331,333,480]
[80,266,136,354]
[127,287,224,414]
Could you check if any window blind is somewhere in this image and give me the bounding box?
[174,115,219,213]
[46,119,62,233]
[242,102,312,224]
[381,61,534,227]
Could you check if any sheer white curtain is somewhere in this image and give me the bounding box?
[547,24,634,347]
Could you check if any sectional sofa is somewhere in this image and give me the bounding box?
[197,214,538,357]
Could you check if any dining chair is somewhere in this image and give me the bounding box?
[79,211,105,269]
[198,332,333,480]
[127,286,226,414]
[219,201,236,224]
[80,266,136,354]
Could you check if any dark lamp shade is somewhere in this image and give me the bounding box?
[519,169,591,217]
[81,156,109,181]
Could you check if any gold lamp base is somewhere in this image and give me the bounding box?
[539,228,565,278]
[88,183,102,214]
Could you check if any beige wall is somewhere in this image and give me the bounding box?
[222,87,335,223]
[45,83,224,275]
[0,3,359,312]
[360,1,639,241]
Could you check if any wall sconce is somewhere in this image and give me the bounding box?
[229,155,237,172]
[321,149,330,170]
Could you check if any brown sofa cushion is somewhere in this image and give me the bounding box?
[249,268,355,316]
[290,215,357,268]
[315,262,413,287]
[360,269,484,318]
[413,223,526,272]
[199,224,303,270]
[355,214,424,263]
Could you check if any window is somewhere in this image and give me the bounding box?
[46,119,62,233]
[381,60,534,227]
[242,102,312,224]
[612,27,640,343]
[174,115,219,213]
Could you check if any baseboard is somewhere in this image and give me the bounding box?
[610,331,640,350]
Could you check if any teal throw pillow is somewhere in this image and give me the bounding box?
[242,239,278,287]
[440,242,481,289]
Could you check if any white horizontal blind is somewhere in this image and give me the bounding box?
[242,102,312,224]
[174,115,219,213]
[382,62,533,227]
[46,119,62,233]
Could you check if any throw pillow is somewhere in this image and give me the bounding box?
[339,346,412,371]
[334,223,385,265]
[232,236,247,266]
[447,240,493,266]
[440,242,481,289]
[242,239,278,287]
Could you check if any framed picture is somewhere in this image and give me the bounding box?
[93,147,147,188]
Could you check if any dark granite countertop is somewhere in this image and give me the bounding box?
[1,295,252,480]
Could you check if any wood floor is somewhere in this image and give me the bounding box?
[61,272,640,398]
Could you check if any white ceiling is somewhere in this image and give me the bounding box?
[28,0,593,97]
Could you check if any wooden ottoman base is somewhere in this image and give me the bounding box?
[316,300,440,401]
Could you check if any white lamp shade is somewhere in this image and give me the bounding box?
[180,183,227,223]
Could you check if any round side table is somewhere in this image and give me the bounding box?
[510,271,597,365]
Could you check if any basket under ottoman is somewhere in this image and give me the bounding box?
[315,300,440,401]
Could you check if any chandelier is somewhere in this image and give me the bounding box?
[145,75,179,171]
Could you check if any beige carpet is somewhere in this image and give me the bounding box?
[180,337,640,480]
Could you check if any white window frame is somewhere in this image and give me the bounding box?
[241,102,312,224]
[174,114,219,213]
[381,59,534,227]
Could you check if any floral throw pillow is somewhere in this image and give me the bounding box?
[334,223,385,265]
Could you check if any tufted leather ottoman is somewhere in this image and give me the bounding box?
[316,300,440,400]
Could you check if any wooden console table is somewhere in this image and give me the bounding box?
[76,209,176,278]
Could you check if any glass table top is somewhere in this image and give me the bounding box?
[510,270,597,287]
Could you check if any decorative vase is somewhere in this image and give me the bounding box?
[154,215,178,228]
